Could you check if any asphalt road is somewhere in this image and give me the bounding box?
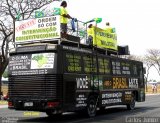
[0,95,160,123]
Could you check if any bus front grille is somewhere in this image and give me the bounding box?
[8,74,62,100]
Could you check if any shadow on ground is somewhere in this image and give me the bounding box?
[18,106,158,123]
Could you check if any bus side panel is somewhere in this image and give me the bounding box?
[100,90,134,107]
[63,74,91,111]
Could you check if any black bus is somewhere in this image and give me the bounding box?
[8,43,145,117]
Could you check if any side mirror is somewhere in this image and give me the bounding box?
[143,67,146,74]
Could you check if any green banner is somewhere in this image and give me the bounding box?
[91,26,117,51]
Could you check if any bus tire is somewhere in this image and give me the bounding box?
[126,95,135,110]
[86,96,97,117]
[46,111,62,117]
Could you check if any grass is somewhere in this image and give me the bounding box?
[0,100,7,105]
[145,84,160,94]
[0,86,8,105]
[1,85,8,95]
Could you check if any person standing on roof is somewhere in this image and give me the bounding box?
[105,22,116,33]
[60,1,72,39]
[105,22,112,33]
[87,24,94,45]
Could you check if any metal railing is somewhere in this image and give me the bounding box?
[67,18,88,44]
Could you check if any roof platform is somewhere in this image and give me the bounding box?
[79,44,118,55]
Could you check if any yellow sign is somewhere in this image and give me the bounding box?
[90,26,117,50]
[113,77,128,89]
[24,111,40,117]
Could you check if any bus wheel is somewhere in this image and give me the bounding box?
[46,111,62,117]
[86,96,97,117]
[126,95,135,110]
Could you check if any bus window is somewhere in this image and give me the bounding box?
[111,60,121,75]
[83,55,97,73]
[138,65,144,87]
[121,62,131,75]
[132,65,138,75]
[65,52,82,73]
[73,53,82,73]
[98,58,105,74]
[104,58,110,74]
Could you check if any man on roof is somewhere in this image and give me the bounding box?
[60,1,72,39]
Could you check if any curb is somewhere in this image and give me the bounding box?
[0,105,8,109]
[146,93,160,96]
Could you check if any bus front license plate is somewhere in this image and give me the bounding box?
[24,102,33,107]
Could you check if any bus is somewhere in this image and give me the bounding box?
[8,42,145,117]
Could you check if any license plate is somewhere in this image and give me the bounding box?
[24,102,33,107]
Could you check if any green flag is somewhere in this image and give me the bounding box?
[84,18,102,25]
[79,30,85,37]
[16,12,21,20]
[112,28,116,33]
[94,18,102,23]
[53,8,60,15]
[35,11,44,18]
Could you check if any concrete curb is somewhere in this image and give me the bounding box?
[146,93,160,96]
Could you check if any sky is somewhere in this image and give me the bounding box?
[52,0,160,80]
[1,0,160,80]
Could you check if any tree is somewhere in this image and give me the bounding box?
[146,49,160,76]
[0,0,58,95]
[2,69,8,78]
[142,56,154,92]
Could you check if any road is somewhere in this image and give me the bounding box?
[0,95,160,123]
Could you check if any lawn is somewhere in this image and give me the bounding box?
[0,100,7,105]
[145,84,160,94]
[1,85,8,95]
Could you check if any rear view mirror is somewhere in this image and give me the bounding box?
[143,67,146,74]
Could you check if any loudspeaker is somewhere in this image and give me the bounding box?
[118,45,130,55]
